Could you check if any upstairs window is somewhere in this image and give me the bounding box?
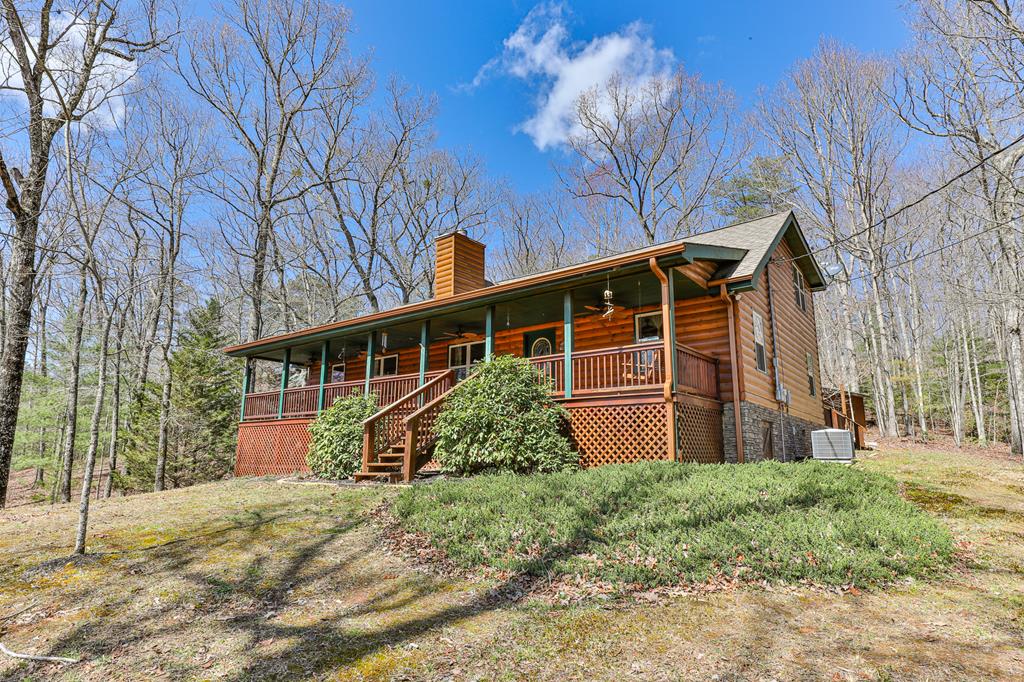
[793,267,807,312]
[806,353,816,396]
[753,311,767,373]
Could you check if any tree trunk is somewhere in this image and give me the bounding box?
[74,310,113,554]
[0,207,43,507]
[58,265,90,503]
[102,333,122,498]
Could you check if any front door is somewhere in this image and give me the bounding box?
[448,340,486,380]
[523,328,557,358]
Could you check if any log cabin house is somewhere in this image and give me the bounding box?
[225,211,829,481]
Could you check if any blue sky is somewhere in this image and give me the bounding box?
[339,0,910,193]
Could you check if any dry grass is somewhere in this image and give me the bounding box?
[1,444,1023,681]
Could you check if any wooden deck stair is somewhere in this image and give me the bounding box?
[353,448,405,483]
[353,370,457,484]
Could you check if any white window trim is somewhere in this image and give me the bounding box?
[752,311,768,374]
[634,311,663,343]
[793,268,807,312]
[330,362,346,383]
[374,353,399,376]
[806,352,816,396]
[530,336,554,357]
[447,340,486,368]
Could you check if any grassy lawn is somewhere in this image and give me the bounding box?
[0,444,1022,680]
[394,461,953,589]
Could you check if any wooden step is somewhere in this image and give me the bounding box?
[353,471,401,483]
[365,462,402,471]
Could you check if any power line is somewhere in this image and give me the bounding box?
[785,129,1024,262]
[844,219,1014,283]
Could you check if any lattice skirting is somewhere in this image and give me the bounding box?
[235,419,312,476]
[564,396,670,467]
[675,394,724,463]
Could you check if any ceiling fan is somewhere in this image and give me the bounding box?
[580,286,619,320]
[439,325,470,340]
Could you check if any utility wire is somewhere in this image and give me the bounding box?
[783,130,1024,263]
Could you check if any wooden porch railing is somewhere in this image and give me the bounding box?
[361,370,456,476]
[241,371,443,421]
[241,391,280,420]
[572,342,665,393]
[529,353,565,394]
[675,343,720,399]
[529,341,719,399]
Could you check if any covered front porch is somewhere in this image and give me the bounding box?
[239,259,722,421]
[231,250,737,478]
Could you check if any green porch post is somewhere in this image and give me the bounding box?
[419,320,430,386]
[317,340,329,413]
[239,361,251,421]
[485,305,495,361]
[666,267,677,390]
[277,348,291,419]
[563,290,574,398]
[364,331,376,393]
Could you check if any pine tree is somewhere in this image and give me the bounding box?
[121,300,241,491]
[167,299,241,485]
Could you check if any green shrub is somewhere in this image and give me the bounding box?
[307,392,378,479]
[432,355,577,475]
[395,461,955,589]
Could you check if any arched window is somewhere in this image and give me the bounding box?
[530,337,553,357]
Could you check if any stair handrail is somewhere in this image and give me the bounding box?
[400,374,467,481]
[361,370,456,473]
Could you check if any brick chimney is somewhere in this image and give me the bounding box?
[434,230,486,299]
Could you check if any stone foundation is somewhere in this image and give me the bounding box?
[722,401,821,463]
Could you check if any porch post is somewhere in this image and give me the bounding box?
[650,258,678,461]
[666,267,678,389]
[277,348,291,419]
[485,305,495,361]
[563,290,574,398]
[317,340,329,413]
[419,320,430,386]
[364,331,376,393]
[239,360,251,421]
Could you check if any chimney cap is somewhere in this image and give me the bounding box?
[436,228,484,245]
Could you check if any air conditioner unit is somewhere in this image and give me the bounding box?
[811,428,854,462]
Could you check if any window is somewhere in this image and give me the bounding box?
[806,352,816,396]
[793,267,807,312]
[374,354,398,376]
[448,341,486,379]
[330,362,346,383]
[530,337,553,357]
[752,311,767,373]
[634,312,663,343]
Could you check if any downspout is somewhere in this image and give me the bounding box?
[764,262,787,461]
[719,284,744,463]
[650,258,678,461]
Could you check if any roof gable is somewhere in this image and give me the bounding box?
[682,211,827,292]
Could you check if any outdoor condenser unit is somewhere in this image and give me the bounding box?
[811,428,855,462]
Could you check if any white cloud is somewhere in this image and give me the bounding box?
[0,14,137,130]
[471,3,675,150]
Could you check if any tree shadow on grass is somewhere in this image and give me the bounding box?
[4,488,618,681]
